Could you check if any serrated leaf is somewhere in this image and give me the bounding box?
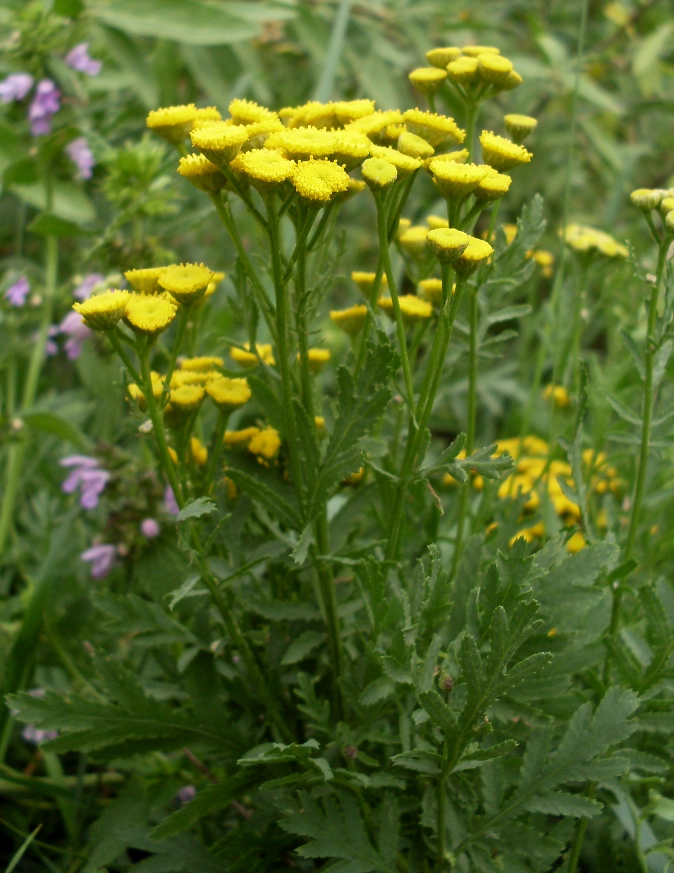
[281,631,325,665]
[150,778,250,841]
[603,391,641,426]
[176,497,216,522]
[417,689,458,742]
[227,458,303,530]
[523,791,602,817]
[359,677,396,707]
[484,304,532,328]
[620,329,645,380]
[166,574,206,610]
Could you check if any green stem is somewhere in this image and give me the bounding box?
[0,235,59,557]
[161,305,192,405]
[565,785,595,873]
[436,764,448,870]
[204,410,230,492]
[465,290,479,454]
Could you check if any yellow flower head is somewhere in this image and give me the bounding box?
[564,224,628,258]
[530,249,554,277]
[418,277,449,306]
[171,369,221,388]
[397,131,434,160]
[462,45,501,57]
[361,157,398,189]
[452,237,494,276]
[398,225,430,257]
[429,160,491,199]
[425,46,462,68]
[542,384,570,408]
[565,531,587,553]
[329,304,368,335]
[329,131,372,170]
[192,107,222,127]
[477,53,514,86]
[190,436,208,466]
[128,371,163,410]
[397,217,412,238]
[346,110,404,141]
[230,342,275,368]
[231,148,296,191]
[480,131,532,171]
[265,126,338,160]
[248,426,281,459]
[206,376,252,411]
[368,145,422,176]
[402,108,465,147]
[178,153,227,194]
[224,426,260,447]
[190,122,250,167]
[306,348,331,373]
[332,99,376,126]
[423,149,469,173]
[409,66,448,95]
[158,263,215,305]
[292,158,351,203]
[314,415,327,438]
[630,188,662,212]
[169,384,205,413]
[181,356,224,371]
[73,290,131,331]
[124,294,177,336]
[146,104,198,143]
[446,56,479,85]
[378,295,433,323]
[124,267,167,295]
[426,228,470,262]
[228,98,278,126]
[426,215,449,230]
[240,118,285,151]
[473,171,512,202]
[333,178,367,203]
[351,271,388,297]
[504,114,538,144]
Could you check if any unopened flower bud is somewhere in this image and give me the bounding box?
[630,188,661,212]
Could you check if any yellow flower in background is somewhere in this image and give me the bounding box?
[398,225,430,257]
[477,54,514,86]
[473,171,512,202]
[329,131,372,170]
[73,290,131,331]
[530,249,554,277]
[128,372,163,410]
[180,356,224,372]
[206,377,252,411]
[542,384,571,408]
[124,267,167,294]
[190,122,249,166]
[630,188,663,212]
[228,98,278,125]
[292,158,350,203]
[230,149,296,191]
[146,103,198,143]
[332,99,376,125]
[429,160,490,199]
[230,343,275,368]
[224,427,260,447]
[426,215,449,230]
[190,437,208,466]
[124,294,177,336]
[369,145,422,176]
[452,238,494,276]
[265,126,339,160]
[361,157,398,189]
[461,45,501,57]
[169,384,205,414]
[504,114,538,144]
[423,149,469,172]
[425,46,462,68]
[346,110,404,140]
[480,131,532,171]
[418,277,449,306]
[171,369,221,388]
[402,108,465,147]
[351,271,388,297]
[446,56,478,85]
[329,304,368,335]
[240,118,285,150]
[159,263,215,305]
[303,348,331,373]
[178,153,227,194]
[409,66,448,95]
[397,131,435,160]
[378,295,433,323]
[564,224,628,258]
[248,426,281,459]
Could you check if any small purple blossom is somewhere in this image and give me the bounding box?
[59,310,92,359]
[28,79,60,136]
[176,785,196,805]
[0,73,34,103]
[73,273,104,300]
[141,518,161,538]
[164,486,180,516]
[4,276,30,306]
[81,543,116,579]
[66,137,95,180]
[64,43,102,76]
[45,326,59,356]
[60,455,109,509]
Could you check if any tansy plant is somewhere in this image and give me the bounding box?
[9,44,674,873]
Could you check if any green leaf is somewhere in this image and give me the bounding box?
[28,213,92,237]
[166,574,206,610]
[9,179,95,223]
[5,826,42,873]
[359,677,396,707]
[523,791,602,818]
[176,497,216,522]
[22,410,89,449]
[227,457,303,530]
[484,304,532,328]
[603,391,642,426]
[54,0,84,15]
[151,778,251,841]
[281,631,325,665]
[89,0,260,45]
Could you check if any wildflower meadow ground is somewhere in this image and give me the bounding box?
[1,2,674,872]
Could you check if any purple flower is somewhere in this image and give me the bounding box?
[73,273,104,300]
[66,137,95,180]
[0,73,34,103]
[64,43,102,76]
[28,79,60,136]
[164,486,180,516]
[81,543,116,579]
[60,455,109,509]
[141,518,161,538]
[45,326,59,356]
[4,276,30,306]
[176,785,196,805]
[59,310,92,359]
[22,724,59,744]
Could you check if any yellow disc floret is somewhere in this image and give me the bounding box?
[452,237,494,276]
[473,171,512,202]
[180,356,224,371]
[378,295,433,323]
[248,426,281,459]
[228,98,278,126]
[231,148,296,191]
[146,104,198,143]
[124,267,167,295]
[124,294,177,335]
[409,66,448,95]
[206,376,251,411]
[169,384,205,414]
[230,343,275,367]
[158,263,215,305]
[480,131,532,171]
[425,47,462,68]
[329,304,368,335]
[73,290,131,331]
[178,153,227,194]
[477,54,514,86]
[426,228,470,262]
[446,57,479,85]
[504,114,538,144]
[292,158,351,203]
[429,160,491,199]
[361,157,398,189]
[190,122,250,167]
[402,108,465,147]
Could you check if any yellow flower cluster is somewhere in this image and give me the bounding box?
[421,44,523,93]
[442,436,623,552]
[630,187,674,234]
[224,426,282,460]
[564,224,629,258]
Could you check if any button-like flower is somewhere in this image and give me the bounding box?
[446,56,479,85]
[292,158,350,203]
[378,295,432,323]
[190,122,249,166]
[398,225,430,257]
[181,356,224,371]
[429,160,491,199]
[425,47,462,68]
[228,98,278,125]
[178,153,227,193]
[472,170,512,202]
[630,188,662,212]
[397,131,434,160]
[480,131,532,171]
[64,43,102,76]
[477,54,514,86]
[124,294,177,335]
[230,343,275,368]
[230,148,296,191]
[248,426,281,459]
[452,237,494,275]
[124,267,167,294]
[147,104,199,144]
[351,271,388,297]
[205,376,251,411]
[169,384,205,415]
[409,66,447,95]
[304,348,331,373]
[368,145,422,176]
[73,290,131,330]
[504,114,537,144]
[158,263,215,305]
[329,304,368,335]
[426,228,470,262]
[361,157,397,190]
[402,109,465,147]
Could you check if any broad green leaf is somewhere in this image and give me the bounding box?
[22,410,89,449]
[176,497,216,522]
